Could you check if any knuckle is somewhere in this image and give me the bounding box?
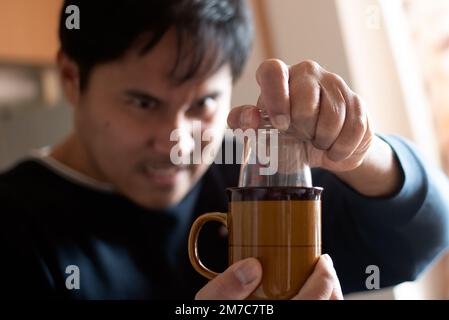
[296,60,321,75]
[349,97,367,134]
[352,94,366,114]
[326,72,346,87]
[258,59,287,80]
[351,115,366,136]
[352,93,366,106]
[352,93,362,105]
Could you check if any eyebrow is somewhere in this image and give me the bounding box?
[123,89,223,105]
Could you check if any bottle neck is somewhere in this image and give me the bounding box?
[259,109,276,130]
[237,109,313,187]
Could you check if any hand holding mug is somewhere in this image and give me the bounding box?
[195,254,343,300]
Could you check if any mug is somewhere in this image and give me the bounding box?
[188,186,322,300]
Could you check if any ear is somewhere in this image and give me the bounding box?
[57,50,81,107]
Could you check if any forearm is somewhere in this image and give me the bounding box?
[334,136,403,197]
[320,135,449,292]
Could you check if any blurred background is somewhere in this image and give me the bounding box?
[0,0,448,299]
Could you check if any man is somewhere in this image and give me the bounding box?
[0,0,448,299]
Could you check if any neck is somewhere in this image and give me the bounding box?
[50,134,109,183]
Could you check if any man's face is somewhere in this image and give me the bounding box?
[70,30,232,208]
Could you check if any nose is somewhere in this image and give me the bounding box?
[151,112,195,158]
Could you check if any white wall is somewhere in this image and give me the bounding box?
[263,0,351,81]
[336,0,440,164]
[232,0,352,106]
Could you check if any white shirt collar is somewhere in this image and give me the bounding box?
[29,147,115,193]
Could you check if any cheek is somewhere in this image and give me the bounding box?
[199,108,229,156]
[211,103,230,135]
[100,122,153,163]
[77,101,148,161]
[206,98,230,128]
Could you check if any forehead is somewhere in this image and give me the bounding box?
[117,29,232,90]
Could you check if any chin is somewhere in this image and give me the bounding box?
[131,189,189,209]
[122,169,204,209]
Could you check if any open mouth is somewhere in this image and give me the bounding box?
[144,164,187,186]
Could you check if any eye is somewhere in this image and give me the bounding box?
[196,96,213,109]
[189,95,218,117]
[130,97,158,110]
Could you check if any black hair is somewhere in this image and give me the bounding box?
[59,0,254,91]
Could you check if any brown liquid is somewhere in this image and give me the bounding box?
[227,187,321,300]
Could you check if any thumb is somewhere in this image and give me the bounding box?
[195,257,262,300]
[227,105,260,130]
[293,254,344,300]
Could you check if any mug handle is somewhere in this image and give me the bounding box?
[188,212,227,280]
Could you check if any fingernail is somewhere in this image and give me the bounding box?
[323,254,334,267]
[240,108,253,128]
[234,259,260,285]
[273,115,290,131]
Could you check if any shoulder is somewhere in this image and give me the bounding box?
[0,159,49,184]
[0,159,69,223]
[0,161,46,247]
[0,159,57,200]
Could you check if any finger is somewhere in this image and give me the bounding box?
[327,93,367,162]
[326,255,344,300]
[227,105,260,130]
[256,59,290,131]
[195,257,262,300]
[312,73,347,150]
[293,254,343,300]
[289,61,321,140]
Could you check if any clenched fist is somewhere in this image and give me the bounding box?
[228,59,402,197]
